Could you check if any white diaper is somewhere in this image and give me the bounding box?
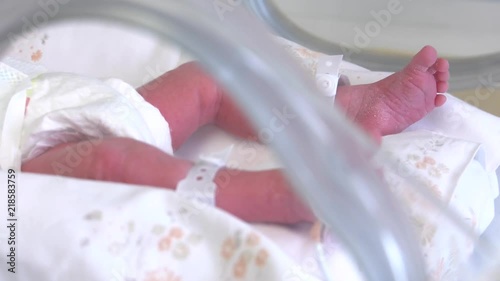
[0,59,173,170]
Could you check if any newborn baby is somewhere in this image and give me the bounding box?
[21,45,449,224]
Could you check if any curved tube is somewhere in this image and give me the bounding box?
[0,1,426,280]
[247,0,500,91]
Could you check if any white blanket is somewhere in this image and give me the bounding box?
[0,170,317,281]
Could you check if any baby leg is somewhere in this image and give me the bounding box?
[137,62,258,149]
[22,137,313,224]
[335,46,450,140]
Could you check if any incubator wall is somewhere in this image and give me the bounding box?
[248,0,500,115]
[1,0,499,280]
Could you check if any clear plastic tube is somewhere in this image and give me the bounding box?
[0,0,427,280]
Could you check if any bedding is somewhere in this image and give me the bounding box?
[0,170,319,281]
[2,21,500,281]
[5,21,181,88]
[174,117,500,281]
[174,64,500,281]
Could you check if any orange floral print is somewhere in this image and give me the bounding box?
[31,50,43,62]
[416,156,436,169]
[255,249,268,267]
[428,164,449,178]
[158,236,172,251]
[233,254,249,279]
[144,268,182,281]
[246,233,260,247]
[169,227,184,239]
[221,237,236,259]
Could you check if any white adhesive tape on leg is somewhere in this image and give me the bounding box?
[315,55,343,98]
[176,145,233,206]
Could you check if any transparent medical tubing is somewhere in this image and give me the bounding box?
[1,1,426,280]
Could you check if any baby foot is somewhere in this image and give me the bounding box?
[336,46,449,142]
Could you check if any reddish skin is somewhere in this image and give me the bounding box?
[22,46,449,224]
[336,46,449,143]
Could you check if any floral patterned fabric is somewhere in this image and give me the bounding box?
[279,38,500,280]
[378,130,495,281]
[0,171,318,281]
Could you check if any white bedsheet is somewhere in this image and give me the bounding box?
[0,170,318,281]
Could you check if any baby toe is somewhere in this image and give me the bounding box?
[437,81,449,93]
[407,45,438,73]
[435,58,449,72]
[435,94,447,107]
[435,71,450,82]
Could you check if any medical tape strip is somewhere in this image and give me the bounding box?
[0,62,30,170]
[315,55,343,98]
[176,146,233,206]
[176,161,220,206]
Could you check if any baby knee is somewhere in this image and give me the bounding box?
[92,137,141,182]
